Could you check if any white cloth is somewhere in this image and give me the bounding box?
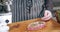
[0,26,9,32]
[0,18,9,32]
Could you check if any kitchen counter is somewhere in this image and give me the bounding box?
[8,18,60,32]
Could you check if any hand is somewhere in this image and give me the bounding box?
[41,10,52,21]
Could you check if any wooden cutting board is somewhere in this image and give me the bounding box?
[8,18,60,32]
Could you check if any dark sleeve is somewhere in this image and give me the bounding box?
[45,0,53,11]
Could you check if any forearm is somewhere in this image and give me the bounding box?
[45,0,53,11]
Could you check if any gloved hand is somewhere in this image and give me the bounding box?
[41,10,52,21]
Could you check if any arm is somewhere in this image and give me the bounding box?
[41,0,53,21]
[45,0,53,11]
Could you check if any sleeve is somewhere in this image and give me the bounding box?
[45,0,53,11]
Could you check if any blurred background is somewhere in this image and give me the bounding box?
[0,0,60,24]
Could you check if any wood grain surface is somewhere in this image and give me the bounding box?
[8,18,60,32]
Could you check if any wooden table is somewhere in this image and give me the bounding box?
[8,18,60,32]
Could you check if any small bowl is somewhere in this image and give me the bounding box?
[27,21,45,30]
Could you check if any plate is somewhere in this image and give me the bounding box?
[27,21,46,30]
